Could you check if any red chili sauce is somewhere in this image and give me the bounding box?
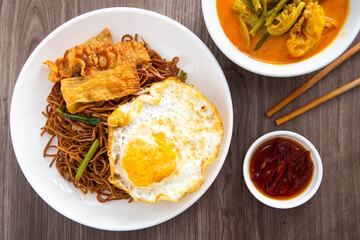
[250,137,314,200]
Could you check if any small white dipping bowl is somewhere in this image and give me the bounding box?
[202,0,360,77]
[243,131,323,209]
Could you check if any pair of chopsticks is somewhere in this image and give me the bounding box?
[266,42,360,125]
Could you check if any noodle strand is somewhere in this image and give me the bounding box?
[42,37,186,202]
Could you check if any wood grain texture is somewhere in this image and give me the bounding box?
[1,0,359,239]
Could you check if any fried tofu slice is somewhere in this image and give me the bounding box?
[81,28,114,45]
[44,40,150,82]
[61,64,141,114]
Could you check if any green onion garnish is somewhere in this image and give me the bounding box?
[105,128,109,134]
[180,70,185,80]
[75,139,100,181]
[56,108,101,125]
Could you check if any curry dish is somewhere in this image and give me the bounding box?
[217,0,349,64]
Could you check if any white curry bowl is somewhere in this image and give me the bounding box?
[202,0,360,77]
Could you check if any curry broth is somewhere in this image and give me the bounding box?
[217,0,349,64]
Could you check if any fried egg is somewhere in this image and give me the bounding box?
[107,77,223,203]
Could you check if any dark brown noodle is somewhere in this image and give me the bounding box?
[41,36,187,202]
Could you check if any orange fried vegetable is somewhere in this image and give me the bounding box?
[81,28,114,46]
[44,41,150,82]
[286,2,325,58]
[61,64,141,114]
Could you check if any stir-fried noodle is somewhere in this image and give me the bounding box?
[41,35,187,202]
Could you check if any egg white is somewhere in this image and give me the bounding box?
[108,78,223,203]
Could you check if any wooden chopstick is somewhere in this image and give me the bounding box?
[266,41,360,117]
[275,78,360,126]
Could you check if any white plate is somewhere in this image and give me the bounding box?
[10,8,233,231]
[202,0,360,77]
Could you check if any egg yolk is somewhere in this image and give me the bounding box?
[122,132,177,187]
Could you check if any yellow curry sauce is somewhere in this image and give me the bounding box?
[217,0,349,64]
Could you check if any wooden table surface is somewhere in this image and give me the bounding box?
[1,0,359,239]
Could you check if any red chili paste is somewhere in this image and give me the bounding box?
[250,137,314,200]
